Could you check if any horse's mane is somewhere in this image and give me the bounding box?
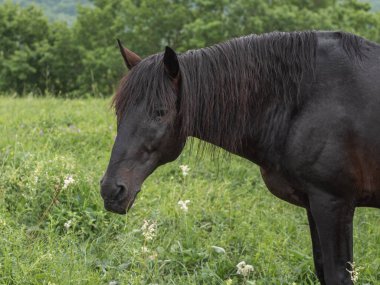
[113,31,365,154]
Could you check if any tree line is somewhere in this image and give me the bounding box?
[1,0,380,97]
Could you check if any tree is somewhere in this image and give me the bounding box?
[0,2,49,93]
[73,0,128,96]
[42,22,84,95]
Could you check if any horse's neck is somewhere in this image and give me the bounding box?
[188,91,296,168]
[181,37,308,167]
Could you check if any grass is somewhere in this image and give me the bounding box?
[0,97,379,285]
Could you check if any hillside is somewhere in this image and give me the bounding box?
[1,0,379,23]
[370,0,380,11]
[0,0,89,23]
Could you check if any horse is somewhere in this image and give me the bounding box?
[100,31,380,285]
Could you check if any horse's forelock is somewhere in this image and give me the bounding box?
[112,54,176,123]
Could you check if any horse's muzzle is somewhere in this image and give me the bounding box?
[100,179,139,215]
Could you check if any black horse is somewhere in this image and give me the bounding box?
[101,31,380,284]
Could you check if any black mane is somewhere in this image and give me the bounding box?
[114,31,365,153]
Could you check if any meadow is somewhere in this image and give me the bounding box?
[0,97,379,285]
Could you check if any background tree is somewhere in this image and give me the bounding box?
[73,0,127,96]
[0,2,49,93]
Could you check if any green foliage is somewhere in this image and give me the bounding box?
[1,97,380,283]
[0,0,380,96]
[0,2,49,93]
[0,2,85,95]
[44,22,84,95]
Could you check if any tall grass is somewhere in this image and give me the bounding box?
[0,97,379,284]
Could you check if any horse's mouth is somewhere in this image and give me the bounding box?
[104,201,128,214]
[103,189,140,215]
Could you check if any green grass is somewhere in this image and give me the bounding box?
[0,97,379,285]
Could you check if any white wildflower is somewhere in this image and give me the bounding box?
[141,220,157,241]
[63,175,75,189]
[178,200,190,212]
[236,261,254,277]
[64,220,72,230]
[179,165,190,176]
[346,262,362,283]
[141,246,149,253]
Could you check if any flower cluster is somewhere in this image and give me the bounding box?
[64,219,73,230]
[346,262,362,283]
[141,220,157,241]
[236,261,254,277]
[178,200,190,212]
[179,165,190,176]
[63,175,75,189]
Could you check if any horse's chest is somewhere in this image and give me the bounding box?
[260,168,307,207]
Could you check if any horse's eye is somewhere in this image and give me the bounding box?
[153,109,167,120]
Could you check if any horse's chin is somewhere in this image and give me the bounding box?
[104,202,127,215]
[104,188,140,215]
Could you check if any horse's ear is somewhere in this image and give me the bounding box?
[163,46,179,79]
[117,39,141,70]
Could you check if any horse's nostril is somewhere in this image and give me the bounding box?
[100,179,126,200]
[115,183,127,200]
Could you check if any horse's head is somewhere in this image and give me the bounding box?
[100,42,185,214]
